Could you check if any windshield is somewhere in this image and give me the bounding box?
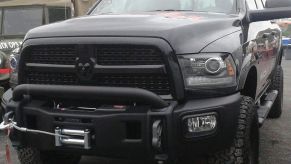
[3,7,43,35]
[91,0,236,15]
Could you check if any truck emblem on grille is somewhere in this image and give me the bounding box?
[76,58,95,81]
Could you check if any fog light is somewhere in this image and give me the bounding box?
[186,114,217,133]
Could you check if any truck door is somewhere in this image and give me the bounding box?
[257,0,281,87]
[263,0,282,81]
[246,0,272,97]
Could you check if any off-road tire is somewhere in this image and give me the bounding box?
[268,65,283,118]
[17,147,81,164]
[17,147,42,164]
[208,96,259,164]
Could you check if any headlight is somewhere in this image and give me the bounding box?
[9,55,18,70]
[9,48,20,88]
[178,53,236,90]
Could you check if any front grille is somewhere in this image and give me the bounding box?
[22,44,171,96]
[24,72,170,95]
[26,71,77,85]
[24,45,76,65]
[96,45,164,65]
[24,45,164,66]
[92,74,170,95]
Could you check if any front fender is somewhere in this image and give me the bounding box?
[201,30,260,94]
[201,31,255,92]
[237,52,258,91]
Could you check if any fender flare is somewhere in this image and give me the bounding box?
[238,54,258,91]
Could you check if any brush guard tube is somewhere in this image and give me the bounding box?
[12,84,169,109]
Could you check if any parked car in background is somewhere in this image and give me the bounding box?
[0,0,99,123]
[0,0,73,89]
[0,0,99,125]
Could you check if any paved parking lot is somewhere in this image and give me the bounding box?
[259,59,291,164]
[1,59,291,164]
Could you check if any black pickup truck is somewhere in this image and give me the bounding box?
[1,0,291,163]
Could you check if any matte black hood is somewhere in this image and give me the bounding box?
[25,12,241,54]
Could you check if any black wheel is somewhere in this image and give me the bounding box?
[17,147,81,164]
[208,96,259,164]
[268,65,283,118]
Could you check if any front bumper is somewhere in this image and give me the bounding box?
[3,84,241,161]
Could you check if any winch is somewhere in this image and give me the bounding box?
[55,127,91,149]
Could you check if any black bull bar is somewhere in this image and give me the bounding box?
[12,84,169,109]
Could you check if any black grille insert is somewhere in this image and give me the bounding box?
[95,45,164,65]
[24,45,164,66]
[22,44,171,96]
[24,71,170,95]
[24,45,77,65]
[92,74,170,95]
[26,71,77,85]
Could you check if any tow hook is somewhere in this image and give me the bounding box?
[0,120,10,130]
[0,111,69,138]
[153,120,170,164]
[152,120,163,151]
[3,111,14,124]
[0,111,15,130]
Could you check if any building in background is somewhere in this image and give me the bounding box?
[72,0,97,16]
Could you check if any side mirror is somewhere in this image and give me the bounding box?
[265,0,291,8]
[248,7,291,22]
[248,0,291,22]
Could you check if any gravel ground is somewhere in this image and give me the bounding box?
[0,59,290,164]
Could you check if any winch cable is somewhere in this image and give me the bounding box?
[1,119,70,164]
[0,120,69,138]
